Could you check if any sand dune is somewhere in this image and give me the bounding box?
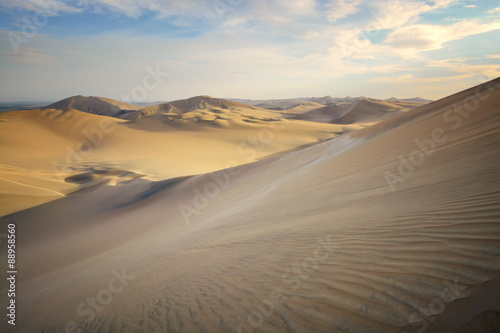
[45,95,141,117]
[273,101,328,116]
[254,100,325,111]
[41,94,423,126]
[295,98,422,124]
[128,96,283,120]
[387,97,434,104]
[233,95,362,109]
[0,99,344,215]
[1,79,499,332]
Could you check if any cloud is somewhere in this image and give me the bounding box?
[0,45,56,64]
[0,0,82,14]
[0,0,319,24]
[376,59,499,93]
[0,0,499,102]
[464,5,476,8]
[376,59,500,90]
[263,0,318,17]
[488,7,500,14]
[75,0,216,19]
[326,0,360,22]
[398,74,413,79]
[366,0,459,30]
[386,20,500,53]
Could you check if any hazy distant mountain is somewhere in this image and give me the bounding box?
[0,101,49,112]
[44,95,140,117]
[40,94,430,124]
[123,95,261,120]
[230,97,361,110]
[3,79,499,333]
[228,95,430,111]
[42,95,263,120]
[387,97,434,104]
[295,98,413,124]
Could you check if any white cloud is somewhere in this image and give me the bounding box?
[264,0,318,17]
[326,0,360,22]
[0,0,82,14]
[488,7,500,14]
[0,0,499,102]
[398,74,413,79]
[75,0,216,18]
[329,15,500,62]
[378,59,500,97]
[3,0,318,23]
[376,61,500,85]
[386,20,500,53]
[2,47,56,64]
[464,5,476,8]
[366,0,459,30]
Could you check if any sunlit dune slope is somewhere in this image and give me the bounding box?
[0,98,345,215]
[295,98,416,124]
[1,79,499,332]
[45,95,140,117]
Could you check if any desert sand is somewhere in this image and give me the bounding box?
[0,95,412,216]
[1,79,500,333]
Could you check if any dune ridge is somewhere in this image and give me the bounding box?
[45,95,141,117]
[294,98,417,124]
[0,98,345,215]
[1,79,499,332]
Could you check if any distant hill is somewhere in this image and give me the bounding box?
[230,96,431,111]
[387,97,434,104]
[231,96,364,109]
[42,95,263,120]
[0,101,50,112]
[39,94,430,124]
[292,98,425,124]
[44,95,140,117]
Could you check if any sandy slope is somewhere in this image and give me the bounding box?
[294,98,417,124]
[0,79,499,333]
[0,100,344,215]
[255,100,325,111]
[45,95,141,117]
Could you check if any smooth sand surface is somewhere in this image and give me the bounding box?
[1,79,499,332]
[45,95,141,117]
[294,98,420,124]
[1,97,349,216]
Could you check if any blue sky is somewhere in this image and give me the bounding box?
[0,0,499,102]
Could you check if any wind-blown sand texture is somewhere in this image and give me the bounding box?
[0,94,416,216]
[1,79,499,332]
[0,96,346,216]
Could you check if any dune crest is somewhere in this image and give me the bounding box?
[294,98,421,124]
[1,79,499,332]
[45,95,140,117]
[0,97,346,215]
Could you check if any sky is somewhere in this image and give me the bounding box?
[0,0,499,103]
